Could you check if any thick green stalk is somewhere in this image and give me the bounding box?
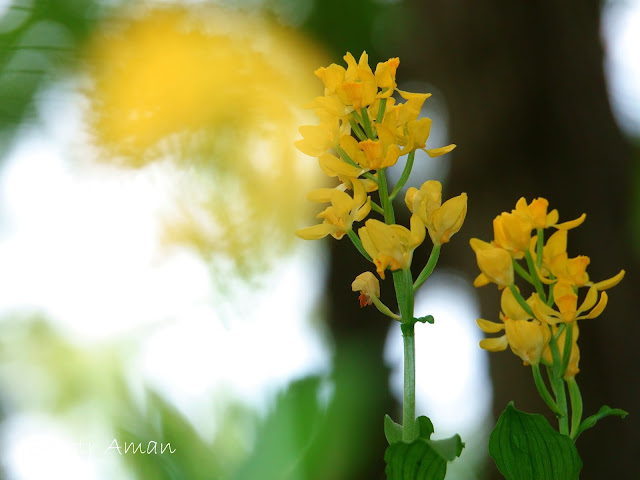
[375,98,387,124]
[378,167,416,441]
[360,107,375,138]
[402,324,417,442]
[377,169,395,223]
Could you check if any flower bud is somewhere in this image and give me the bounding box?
[351,272,380,307]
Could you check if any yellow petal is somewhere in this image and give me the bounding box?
[591,269,625,290]
[479,336,509,352]
[554,213,586,230]
[318,152,362,178]
[577,286,598,314]
[500,287,531,321]
[473,273,490,287]
[307,188,336,203]
[581,291,608,319]
[531,295,563,325]
[425,144,456,157]
[476,318,505,333]
[295,224,333,240]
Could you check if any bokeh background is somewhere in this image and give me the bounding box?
[0,0,638,479]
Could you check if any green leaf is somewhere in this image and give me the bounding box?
[574,405,628,439]
[489,402,582,480]
[385,415,403,444]
[415,315,435,324]
[426,435,465,462]
[416,416,434,439]
[385,417,463,480]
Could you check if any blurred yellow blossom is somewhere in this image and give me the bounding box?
[84,6,326,276]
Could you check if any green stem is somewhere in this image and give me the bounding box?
[335,145,377,183]
[389,151,415,201]
[351,108,364,125]
[370,201,384,215]
[532,363,564,417]
[508,284,535,317]
[536,228,544,270]
[547,281,555,306]
[513,259,534,285]
[401,323,417,442]
[567,377,583,440]
[349,117,367,141]
[360,107,375,138]
[372,295,401,320]
[524,250,546,302]
[347,229,372,262]
[375,98,387,124]
[548,330,569,435]
[413,244,441,292]
[560,322,574,377]
[377,168,395,223]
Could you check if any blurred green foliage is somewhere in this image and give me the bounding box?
[0,315,388,479]
[0,0,101,138]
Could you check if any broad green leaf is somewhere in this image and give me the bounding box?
[385,416,463,480]
[385,415,403,444]
[490,402,582,480]
[574,405,628,439]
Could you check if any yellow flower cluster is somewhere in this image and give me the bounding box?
[295,52,467,310]
[470,197,624,377]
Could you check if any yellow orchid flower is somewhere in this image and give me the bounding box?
[493,211,533,258]
[295,119,347,157]
[335,52,377,110]
[374,57,400,98]
[470,238,514,287]
[314,62,347,95]
[531,283,608,325]
[405,180,466,245]
[357,123,401,169]
[295,178,371,240]
[318,152,364,179]
[358,216,425,279]
[477,288,550,366]
[395,117,456,157]
[339,135,369,169]
[305,95,354,124]
[514,197,559,228]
